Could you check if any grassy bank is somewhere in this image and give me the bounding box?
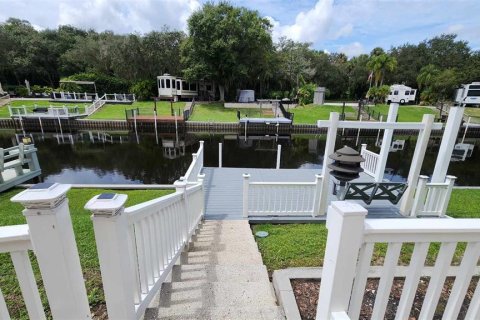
[253,188,480,273]
[188,103,273,122]
[464,107,480,124]
[291,105,357,124]
[87,101,185,120]
[0,188,173,319]
[366,104,438,122]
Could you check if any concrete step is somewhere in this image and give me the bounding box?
[190,242,261,255]
[181,250,263,266]
[157,280,276,309]
[171,264,268,283]
[145,306,285,320]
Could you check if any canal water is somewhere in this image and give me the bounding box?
[0,131,479,186]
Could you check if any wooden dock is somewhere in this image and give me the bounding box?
[202,167,404,221]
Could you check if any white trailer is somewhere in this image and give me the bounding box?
[454,82,480,106]
[157,74,215,101]
[386,84,417,104]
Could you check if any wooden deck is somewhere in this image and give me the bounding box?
[0,168,41,192]
[202,167,404,221]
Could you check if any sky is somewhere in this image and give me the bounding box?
[1,0,479,57]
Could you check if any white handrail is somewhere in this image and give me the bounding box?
[89,180,204,319]
[184,141,204,182]
[317,201,480,320]
[360,144,379,177]
[244,174,323,217]
[411,175,456,217]
[0,225,45,319]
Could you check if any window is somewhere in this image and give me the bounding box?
[177,81,181,90]
[470,85,480,90]
[166,79,170,89]
[394,90,398,95]
[405,91,410,95]
[182,81,187,90]
[160,79,165,88]
[467,90,480,97]
[390,92,393,95]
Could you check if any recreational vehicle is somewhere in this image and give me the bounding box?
[157,74,215,101]
[386,84,417,104]
[454,82,480,106]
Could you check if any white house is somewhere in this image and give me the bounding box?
[157,74,215,101]
[386,84,417,104]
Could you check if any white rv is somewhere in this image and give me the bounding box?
[157,74,215,101]
[386,84,417,104]
[454,82,480,106]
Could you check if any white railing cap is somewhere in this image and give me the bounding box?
[0,224,29,243]
[85,193,128,217]
[331,201,368,216]
[11,183,71,209]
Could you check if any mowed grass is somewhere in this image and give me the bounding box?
[291,104,357,124]
[188,103,273,122]
[0,188,174,319]
[87,101,185,120]
[0,100,85,118]
[464,107,480,124]
[367,104,438,122]
[253,189,480,273]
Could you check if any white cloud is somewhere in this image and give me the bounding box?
[338,42,364,57]
[273,0,334,43]
[0,0,201,33]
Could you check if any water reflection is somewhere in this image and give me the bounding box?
[0,131,478,186]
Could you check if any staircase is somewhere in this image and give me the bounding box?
[144,220,285,320]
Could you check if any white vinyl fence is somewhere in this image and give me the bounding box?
[317,201,480,320]
[184,141,204,182]
[3,184,91,319]
[411,175,456,217]
[88,179,204,319]
[243,174,323,217]
[360,144,379,177]
[0,225,45,320]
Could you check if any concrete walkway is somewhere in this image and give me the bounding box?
[145,220,285,319]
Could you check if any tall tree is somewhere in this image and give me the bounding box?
[181,2,273,101]
[367,53,397,86]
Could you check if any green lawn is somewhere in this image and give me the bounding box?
[0,188,173,319]
[464,107,480,124]
[188,103,273,122]
[253,188,480,273]
[0,100,84,118]
[87,101,185,120]
[291,104,357,124]
[366,104,438,122]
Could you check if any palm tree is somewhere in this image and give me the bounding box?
[367,54,397,86]
[416,64,440,89]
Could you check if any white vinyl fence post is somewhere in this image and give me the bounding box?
[174,178,189,246]
[243,174,250,217]
[86,193,136,319]
[312,174,323,216]
[319,112,340,214]
[374,103,398,182]
[316,201,367,320]
[198,173,206,217]
[432,106,464,183]
[439,175,456,217]
[400,114,434,215]
[410,175,429,217]
[219,142,222,167]
[11,183,91,319]
[276,144,281,169]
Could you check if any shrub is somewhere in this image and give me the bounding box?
[297,83,317,105]
[366,85,390,104]
[61,73,131,94]
[15,86,29,97]
[130,80,156,101]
